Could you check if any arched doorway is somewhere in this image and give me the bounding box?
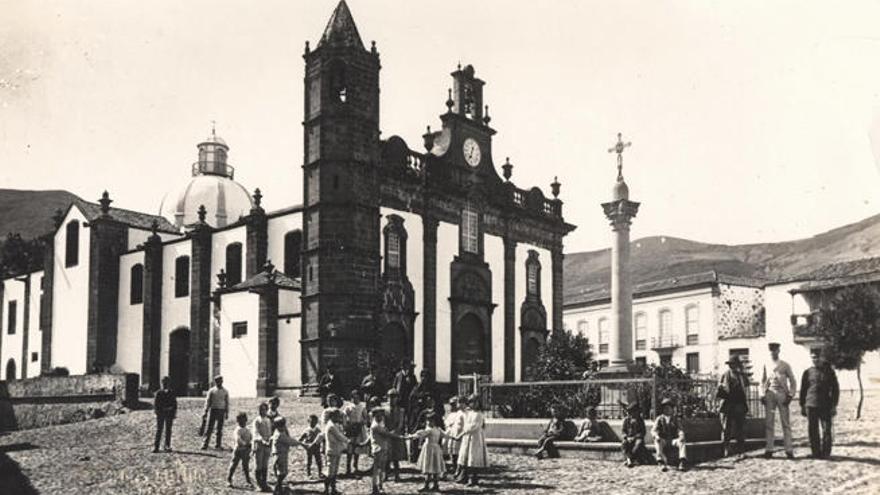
[522,337,541,381]
[5,359,16,381]
[169,327,191,395]
[452,313,488,380]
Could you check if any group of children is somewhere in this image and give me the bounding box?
[532,398,688,472]
[223,391,488,495]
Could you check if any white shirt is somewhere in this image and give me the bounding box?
[766,359,797,397]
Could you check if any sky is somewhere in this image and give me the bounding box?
[1,0,879,252]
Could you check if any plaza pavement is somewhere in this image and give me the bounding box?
[0,391,878,494]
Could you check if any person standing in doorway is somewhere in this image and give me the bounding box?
[762,342,797,459]
[800,347,840,459]
[153,376,177,453]
[717,355,749,459]
[202,375,230,450]
[319,364,342,408]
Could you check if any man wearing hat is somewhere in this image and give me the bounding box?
[717,355,749,458]
[392,359,418,418]
[799,347,840,459]
[652,398,688,471]
[318,363,342,408]
[762,342,797,459]
[621,401,648,467]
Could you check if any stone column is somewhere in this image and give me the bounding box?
[189,211,214,393]
[86,214,127,371]
[141,227,163,391]
[551,246,564,332]
[503,237,516,382]
[40,232,55,375]
[245,190,268,279]
[422,215,438,375]
[256,271,279,397]
[601,181,640,371]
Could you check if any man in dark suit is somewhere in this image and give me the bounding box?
[153,376,177,453]
[800,347,840,459]
[318,363,342,407]
[717,355,749,458]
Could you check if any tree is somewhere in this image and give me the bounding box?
[0,233,44,278]
[814,283,880,419]
[526,326,593,381]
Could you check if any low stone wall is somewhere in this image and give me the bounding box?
[0,373,139,432]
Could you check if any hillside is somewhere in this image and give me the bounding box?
[564,213,880,303]
[0,189,82,240]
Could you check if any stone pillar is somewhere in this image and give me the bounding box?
[601,180,640,371]
[503,237,516,382]
[245,190,268,279]
[256,274,279,397]
[189,216,214,393]
[422,216,438,375]
[551,247,564,332]
[40,233,55,374]
[86,215,127,371]
[141,228,163,391]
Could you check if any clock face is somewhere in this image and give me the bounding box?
[463,138,481,167]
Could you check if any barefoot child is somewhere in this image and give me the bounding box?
[299,414,324,479]
[323,409,350,495]
[408,413,449,493]
[270,417,302,494]
[227,412,254,489]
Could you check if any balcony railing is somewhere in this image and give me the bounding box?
[791,312,822,343]
[192,161,235,179]
[650,335,681,351]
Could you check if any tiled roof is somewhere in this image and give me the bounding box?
[228,270,301,292]
[565,270,766,307]
[790,257,880,293]
[73,199,179,234]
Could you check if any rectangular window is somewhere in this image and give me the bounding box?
[598,318,609,354]
[232,321,248,339]
[387,233,401,268]
[686,305,699,345]
[175,256,190,298]
[461,208,479,253]
[634,313,647,351]
[65,221,80,267]
[31,352,38,362]
[7,300,16,335]
[527,264,538,296]
[130,264,144,305]
[686,352,700,374]
[658,310,672,340]
[729,348,750,368]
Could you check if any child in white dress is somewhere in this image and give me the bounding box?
[443,396,465,477]
[455,394,488,487]
[408,413,450,493]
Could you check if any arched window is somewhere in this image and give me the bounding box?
[525,251,541,299]
[634,312,647,351]
[65,220,80,267]
[658,309,672,344]
[130,264,144,305]
[284,230,302,278]
[225,243,243,286]
[685,304,699,345]
[460,206,479,254]
[576,320,588,335]
[175,256,190,298]
[598,317,609,354]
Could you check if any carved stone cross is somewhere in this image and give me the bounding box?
[607,132,632,180]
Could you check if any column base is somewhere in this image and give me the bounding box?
[595,360,642,379]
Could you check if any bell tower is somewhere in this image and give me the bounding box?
[301,0,382,390]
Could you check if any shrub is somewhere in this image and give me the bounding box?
[44,367,70,377]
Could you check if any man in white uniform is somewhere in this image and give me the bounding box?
[763,342,797,458]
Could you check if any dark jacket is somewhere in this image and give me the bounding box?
[799,365,840,410]
[154,388,177,418]
[393,371,417,404]
[318,372,342,397]
[622,416,646,439]
[717,369,749,414]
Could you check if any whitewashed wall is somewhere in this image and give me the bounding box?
[485,234,504,383]
[116,251,145,376]
[52,206,90,375]
[277,287,301,389]
[435,221,457,383]
[267,211,302,271]
[218,291,260,397]
[27,271,44,377]
[378,207,424,371]
[1,277,24,379]
[159,240,192,379]
[209,225,247,380]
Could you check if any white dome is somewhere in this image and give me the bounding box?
[159,173,254,229]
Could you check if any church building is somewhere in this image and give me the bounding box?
[0,1,575,397]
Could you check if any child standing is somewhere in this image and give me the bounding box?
[574,407,603,443]
[408,413,449,493]
[652,398,688,471]
[342,390,369,476]
[227,412,254,489]
[443,396,464,477]
[534,406,566,459]
[270,417,301,495]
[299,414,324,479]
[455,394,488,487]
[621,402,648,467]
[323,408,350,495]
[267,396,283,433]
[363,408,404,495]
[386,389,407,483]
[252,402,273,492]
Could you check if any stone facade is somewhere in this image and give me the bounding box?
[714,283,765,340]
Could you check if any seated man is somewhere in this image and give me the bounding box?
[534,406,566,459]
[574,407,603,442]
[652,398,688,471]
[621,402,650,467]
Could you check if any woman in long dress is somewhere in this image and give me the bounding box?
[456,394,488,487]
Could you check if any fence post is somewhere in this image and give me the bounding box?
[651,375,657,419]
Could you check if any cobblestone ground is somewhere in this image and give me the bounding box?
[1,391,878,494]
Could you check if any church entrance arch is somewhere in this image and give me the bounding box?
[452,313,489,381]
[169,327,191,395]
[5,359,16,381]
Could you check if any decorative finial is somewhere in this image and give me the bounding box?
[502,157,513,182]
[217,269,227,289]
[551,176,561,199]
[304,40,310,55]
[99,191,112,215]
[211,120,217,138]
[197,204,207,224]
[445,88,454,112]
[457,61,462,71]
[150,219,159,236]
[371,40,377,54]
[482,105,491,125]
[253,188,263,207]
[423,125,434,151]
[607,132,632,181]
[263,260,276,282]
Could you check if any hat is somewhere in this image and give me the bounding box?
[273,416,286,427]
[660,397,674,408]
[387,388,399,396]
[768,342,781,351]
[725,355,743,366]
[810,347,823,357]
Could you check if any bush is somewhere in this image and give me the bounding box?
[44,367,70,377]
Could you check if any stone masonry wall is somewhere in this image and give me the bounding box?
[715,284,765,340]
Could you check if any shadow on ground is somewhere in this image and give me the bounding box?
[0,443,39,495]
